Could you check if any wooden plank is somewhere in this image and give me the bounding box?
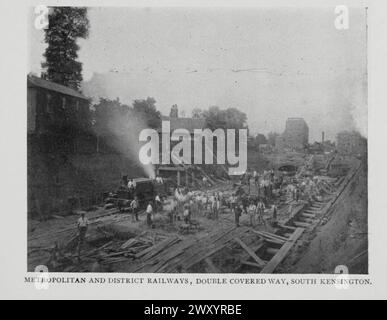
[135,236,178,259]
[146,227,238,273]
[234,237,265,267]
[293,221,310,228]
[264,238,283,246]
[121,238,138,250]
[266,248,280,255]
[301,213,315,218]
[241,260,265,268]
[260,231,289,242]
[304,209,321,214]
[260,227,305,273]
[278,223,297,231]
[251,230,286,243]
[204,258,221,273]
[162,226,243,272]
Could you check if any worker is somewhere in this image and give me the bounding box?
[256,199,265,225]
[241,196,249,214]
[248,202,257,226]
[253,170,259,189]
[202,176,209,187]
[229,193,237,210]
[234,204,242,227]
[271,203,278,226]
[201,193,208,216]
[175,187,181,199]
[183,204,191,224]
[196,193,203,215]
[130,196,139,222]
[146,202,153,227]
[246,171,252,193]
[76,212,89,260]
[213,194,221,219]
[169,198,176,223]
[155,194,162,212]
[295,188,301,202]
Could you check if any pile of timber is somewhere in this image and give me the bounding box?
[86,231,174,265]
[260,227,305,273]
[122,226,254,273]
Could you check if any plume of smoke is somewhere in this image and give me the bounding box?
[350,102,367,139]
[102,106,156,179]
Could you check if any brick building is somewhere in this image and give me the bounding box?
[275,117,309,151]
[336,131,367,155]
[27,74,90,135]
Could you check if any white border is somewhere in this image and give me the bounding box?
[0,0,386,300]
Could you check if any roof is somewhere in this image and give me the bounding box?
[161,116,206,132]
[27,75,88,100]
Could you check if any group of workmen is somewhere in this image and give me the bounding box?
[242,167,325,205]
[163,186,280,229]
[167,188,224,224]
[229,194,278,227]
[121,166,326,230]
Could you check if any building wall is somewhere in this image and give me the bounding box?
[28,137,145,218]
[336,131,367,155]
[276,118,309,151]
[27,86,89,135]
[27,87,37,133]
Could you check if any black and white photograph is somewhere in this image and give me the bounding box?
[26,5,368,275]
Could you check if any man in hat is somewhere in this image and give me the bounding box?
[76,212,89,260]
[146,202,153,227]
[130,196,139,222]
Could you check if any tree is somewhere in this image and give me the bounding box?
[267,131,280,146]
[42,7,89,90]
[170,104,178,118]
[255,133,267,145]
[192,108,203,119]
[92,97,161,155]
[203,106,247,130]
[93,98,131,137]
[132,97,161,129]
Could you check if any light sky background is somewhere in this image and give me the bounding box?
[28,6,367,142]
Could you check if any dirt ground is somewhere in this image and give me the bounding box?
[27,181,265,272]
[279,164,368,274]
[28,156,368,274]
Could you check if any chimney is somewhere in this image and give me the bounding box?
[322,131,325,144]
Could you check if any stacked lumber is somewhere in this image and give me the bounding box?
[86,231,173,265]
[124,226,258,273]
[260,227,305,273]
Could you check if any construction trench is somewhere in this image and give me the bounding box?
[27,154,367,274]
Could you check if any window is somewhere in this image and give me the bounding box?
[62,97,66,110]
[46,93,53,114]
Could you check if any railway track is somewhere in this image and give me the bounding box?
[238,162,363,273]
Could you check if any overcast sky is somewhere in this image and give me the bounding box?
[29,6,367,142]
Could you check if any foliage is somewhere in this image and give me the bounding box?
[202,106,247,130]
[191,108,204,119]
[42,7,89,90]
[132,97,161,129]
[255,133,268,145]
[170,104,178,118]
[92,97,161,137]
[93,98,132,136]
